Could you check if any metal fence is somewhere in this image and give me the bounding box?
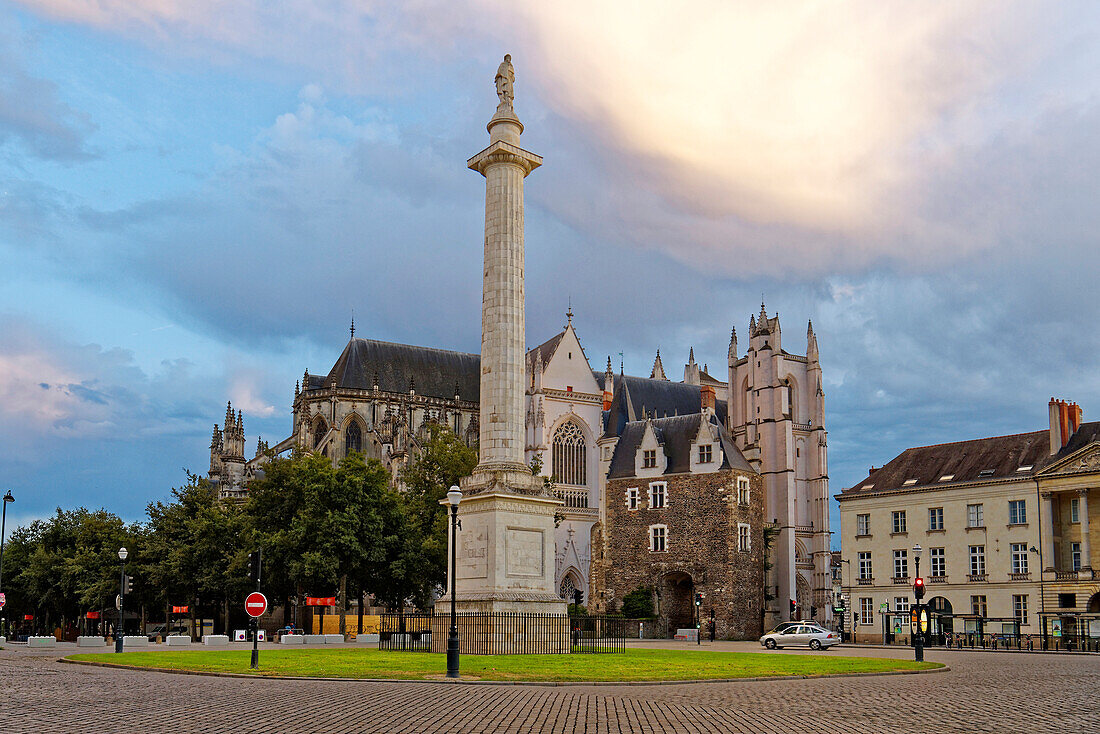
[379,612,432,651]
[378,612,626,655]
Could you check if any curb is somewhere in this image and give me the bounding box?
[58,656,948,687]
[840,643,1099,657]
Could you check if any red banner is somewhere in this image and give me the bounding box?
[172,605,189,614]
[305,596,335,606]
[24,614,34,620]
[85,611,101,619]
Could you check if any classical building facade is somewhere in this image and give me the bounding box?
[839,398,1100,647]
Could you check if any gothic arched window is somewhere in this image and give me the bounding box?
[552,420,586,486]
[346,420,362,454]
[559,574,579,602]
[313,420,327,450]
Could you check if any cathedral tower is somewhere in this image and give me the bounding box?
[727,305,830,626]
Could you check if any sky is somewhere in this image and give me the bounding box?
[2,1,1099,544]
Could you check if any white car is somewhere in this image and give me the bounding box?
[760,623,840,650]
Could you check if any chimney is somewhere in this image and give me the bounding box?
[700,384,716,413]
[1049,398,1082,454]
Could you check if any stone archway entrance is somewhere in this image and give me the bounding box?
[658,572,695,637]
[1088,592,1100,614]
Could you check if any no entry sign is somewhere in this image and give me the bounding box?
[245,592,268,618]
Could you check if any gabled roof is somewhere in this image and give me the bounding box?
[315,338,481,401]
[528,331,564,367]
[600,373,728,438]
[843,430,1051,496]
[1035,421,1100,475]
[608,413,751,479]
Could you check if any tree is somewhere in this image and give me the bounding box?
[397,424,478,608]
[146,477,250,637]
[2,508,145,637]
[621,586,655,619]
[247,451,404,632]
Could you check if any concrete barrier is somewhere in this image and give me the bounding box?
[301,634,326,645]
[353,633,379,643]
[27,636,56,648]
[203,635,230,646]
[0,636,6,645]
[123,636,149,648]
[324,634,345,644]
[280,634,305,645]
[77,636,106,647]
[166,635,191,647]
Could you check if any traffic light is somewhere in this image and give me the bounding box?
[123,574,133,595]
[913,576,925,600]
[694,592,703,607]
[790,599,797,617]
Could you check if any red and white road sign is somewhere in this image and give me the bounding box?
[245,592,268,618]
[0,591,6,609]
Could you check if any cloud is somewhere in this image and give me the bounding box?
[16,1,1099,275]
[0,22,95,160]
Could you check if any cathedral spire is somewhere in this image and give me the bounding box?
[807,319,819,362]
[728,326,738,361]
[650,349,667,381]
[224,401,234,429]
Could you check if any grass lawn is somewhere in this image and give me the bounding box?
[69,647,942,682]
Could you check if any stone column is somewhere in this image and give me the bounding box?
[1040,491,1055,571]
[1078,489,1091,571]
[445,57,565,618]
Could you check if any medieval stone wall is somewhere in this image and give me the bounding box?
[593,469,766,640]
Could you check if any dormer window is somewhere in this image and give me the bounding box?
[642,449,657,468]
[698,444,713,463]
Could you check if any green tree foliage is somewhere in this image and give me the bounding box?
[3,508,145,634]
[397,424,478,608]
[145,476,250,634]
[1,427,478,633]
[247,451,408,625]
[621,586,655,619]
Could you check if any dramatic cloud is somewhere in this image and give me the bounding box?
[17,1,1099,274]
[0,25,95,160]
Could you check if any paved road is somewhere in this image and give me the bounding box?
[2,641,1096,733]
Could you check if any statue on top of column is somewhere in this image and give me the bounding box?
[495,54,515,110]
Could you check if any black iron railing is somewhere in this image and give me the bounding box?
[378,612,626,654]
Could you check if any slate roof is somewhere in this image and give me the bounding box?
[607,413,751,479]
[841,427,1075,497]
[311,338,481,401]
[601,373,728,439]
[528,332,564,367]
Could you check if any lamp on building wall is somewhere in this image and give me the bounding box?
[1030,545,1046,650]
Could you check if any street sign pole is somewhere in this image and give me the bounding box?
[245,590,267,670]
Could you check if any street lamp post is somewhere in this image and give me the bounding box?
[1030,546,1045,650]
[115,547,128,653]
[912,543,924,663]
[445,486,462,679]
[0,491,14,596]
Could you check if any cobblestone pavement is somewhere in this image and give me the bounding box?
[1,642,1096,734]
